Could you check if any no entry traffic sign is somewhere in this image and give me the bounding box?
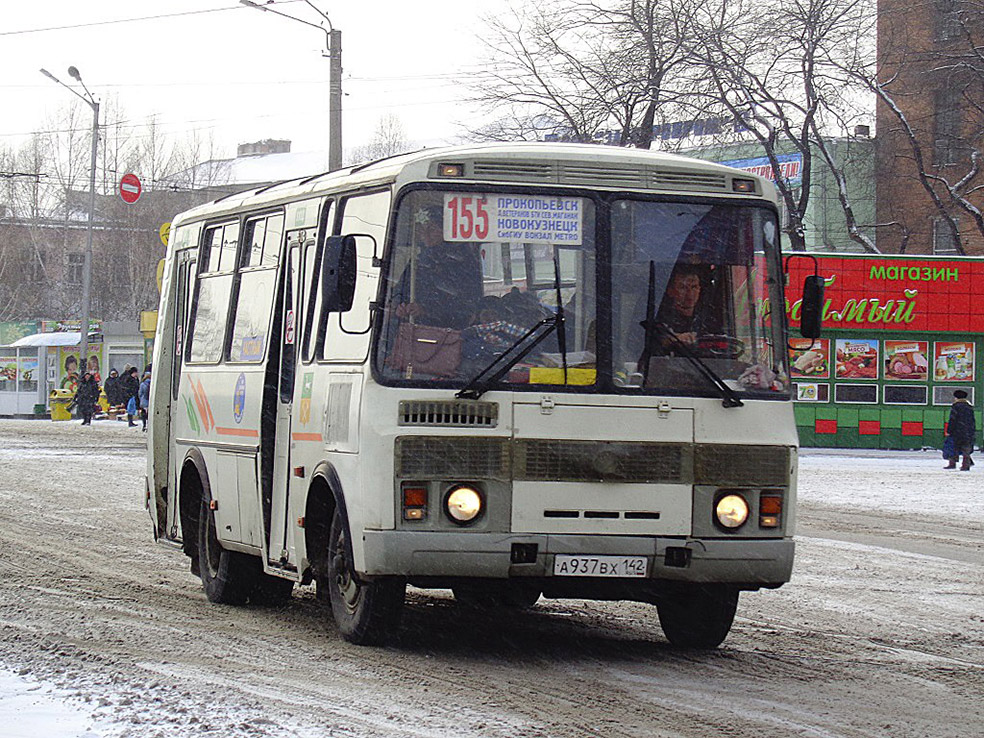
[119,173,142,204]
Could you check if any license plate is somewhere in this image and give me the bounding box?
[553,555,648,578]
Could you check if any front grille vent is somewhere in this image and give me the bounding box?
[396,437,510,479]
[399,400,498,428]
[396,437,789,487]
[694,444,790,486]
[514,440,690,483]
[558,164,649,188]
[465,159,731,193]
[652,171,728,191]
[472,161,554,181]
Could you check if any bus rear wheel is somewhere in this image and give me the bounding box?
[198,495,255,606]
[325,508,405,645]
[656,584,739,649]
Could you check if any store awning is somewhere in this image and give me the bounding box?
[4,332,82,348]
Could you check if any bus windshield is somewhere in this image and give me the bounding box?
[374,189,788,399]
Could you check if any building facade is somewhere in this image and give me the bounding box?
[876,0,984,254]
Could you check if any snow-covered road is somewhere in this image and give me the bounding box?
[0,420,980,737]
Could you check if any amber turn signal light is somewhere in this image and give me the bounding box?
[759,493,782,527]
[402,483,428,521]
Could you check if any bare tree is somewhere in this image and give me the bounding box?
[471,0,698,146]
[689,0,877,251]
[349,113,413,163]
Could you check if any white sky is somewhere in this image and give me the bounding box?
[0,0,510,166]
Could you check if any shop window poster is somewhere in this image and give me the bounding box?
[0,354,16,388]
[933,341,975,382]
[835,339,879,380]
[18,356,39,388]
[884,340,929,381]
[789,338,830,379]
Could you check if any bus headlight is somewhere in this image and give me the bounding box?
[715,493,749,529]
[444,485,483,525]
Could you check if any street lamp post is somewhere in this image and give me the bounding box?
[240,0,342,171]
[40,66,99,370]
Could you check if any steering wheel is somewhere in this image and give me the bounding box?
[694,334,745,360]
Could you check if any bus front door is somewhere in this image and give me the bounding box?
[268,240,301,567]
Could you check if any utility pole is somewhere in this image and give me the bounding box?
[240,0,342,171]
[41,65,99,367]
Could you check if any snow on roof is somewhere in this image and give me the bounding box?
[6,332,82,348]
[176,150,330,187]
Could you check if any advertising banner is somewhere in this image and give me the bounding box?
[933,341,975,382]
[789,338,830,378]
[783,254,984,333]
[835,338,879,379]
[883,340,929,381]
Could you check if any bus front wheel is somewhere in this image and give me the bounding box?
[325,509,405,645]
[198,495,254,606]
[656,585,739,649]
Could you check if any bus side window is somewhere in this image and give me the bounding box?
[318,189,390,360]
[302,200,334,364]
[187,221,237,364]
[227,213,282,363]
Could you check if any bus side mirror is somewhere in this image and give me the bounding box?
[800,275,824,339]
[321,235,357,313]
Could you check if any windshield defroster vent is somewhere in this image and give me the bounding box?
[399,400,498,428]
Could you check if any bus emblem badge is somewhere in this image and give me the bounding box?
[233,373,247,424]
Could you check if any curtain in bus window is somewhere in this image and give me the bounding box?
[188,274,233,363]
[229,269,277,362]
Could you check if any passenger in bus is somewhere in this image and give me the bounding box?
[461,295,529,367]
[393,205,482,330]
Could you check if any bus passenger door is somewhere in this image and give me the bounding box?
[268,237,302,566]
[164,251,195,541]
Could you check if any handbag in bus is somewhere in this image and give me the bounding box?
[388,323,462,378]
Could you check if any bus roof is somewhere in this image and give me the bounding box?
[171,142,775,228]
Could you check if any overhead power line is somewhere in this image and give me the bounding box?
[0,1,301,37]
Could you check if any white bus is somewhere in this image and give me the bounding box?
[147,143,822,648]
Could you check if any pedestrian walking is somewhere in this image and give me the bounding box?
[120,366,140,427]
[73,371,100,426]
[139,370,151,431]
[104,368,123,408]
[944,389,976,470]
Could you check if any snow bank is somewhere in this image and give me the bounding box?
[0,669,109,738]
[799,448,984,522]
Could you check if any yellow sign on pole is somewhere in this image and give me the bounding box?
[159,222,171,247]
[156,259,165,293]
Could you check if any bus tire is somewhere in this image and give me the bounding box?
[197,494,254,606]
[453,582,541,609]
[656,584,739,649]
[326,507,405,645]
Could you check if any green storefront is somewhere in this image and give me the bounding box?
[785,253,982,449]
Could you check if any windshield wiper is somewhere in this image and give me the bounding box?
[638,260,743,409]
[457,247,568,401]
[648,322,744,408]
[455,315,561,400]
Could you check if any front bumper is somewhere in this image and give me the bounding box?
[362,530,794,587]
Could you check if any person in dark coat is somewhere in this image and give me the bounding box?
[138,371,151,431]
[103,368,123,407]
[945,389,976,470]
[73,371,100,426]
[120,366,140,427]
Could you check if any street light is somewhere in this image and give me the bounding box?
[240,0,342,171]
[40,65,99,370]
